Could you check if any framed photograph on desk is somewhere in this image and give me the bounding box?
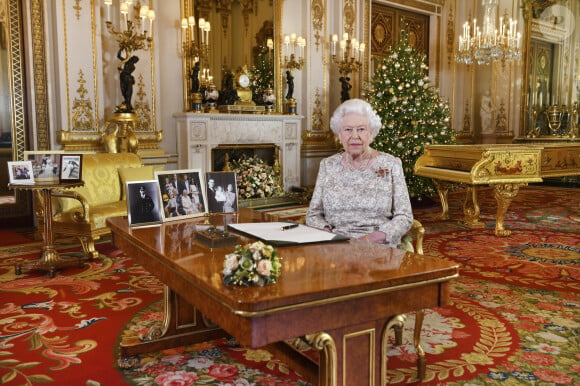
[154,169,207,221]
[7,161,34,184]
[126,180,162,227]
[206,171,238,213]
[59,154,82,182]
[24,151,63,182]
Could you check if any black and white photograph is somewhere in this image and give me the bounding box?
[206,171,238,213]
[126,180,162,227]
[7,161,34,184]
[155,169,207,221]
[24,151,63,182]
[59,154,83,182]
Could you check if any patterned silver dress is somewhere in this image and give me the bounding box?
[306,151,413,248]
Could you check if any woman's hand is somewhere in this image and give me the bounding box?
[359,231,386,244]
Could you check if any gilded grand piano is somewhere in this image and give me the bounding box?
[414,144,579,236]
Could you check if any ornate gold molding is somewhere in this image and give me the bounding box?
[31,0,49,150]
[311,0,324,50]
[72,70,96,132]
[446,3,454,67]
[7,0,25,159]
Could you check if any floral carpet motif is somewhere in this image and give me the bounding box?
[0,186,578,385]
[423,229,579,292]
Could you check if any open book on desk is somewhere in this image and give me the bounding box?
[227,222,349,246]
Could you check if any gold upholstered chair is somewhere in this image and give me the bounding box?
[35,152,153,259]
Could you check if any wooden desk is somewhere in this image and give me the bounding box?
[9,181,84,277]
[107,215,458,385]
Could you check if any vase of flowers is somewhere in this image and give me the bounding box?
[230,155,283,199]
[222,241,282,286]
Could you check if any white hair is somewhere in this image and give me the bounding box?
[329,99,382,140]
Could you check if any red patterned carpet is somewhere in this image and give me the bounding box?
[0,185,578,385]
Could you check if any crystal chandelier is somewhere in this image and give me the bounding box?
[455,0,521,65]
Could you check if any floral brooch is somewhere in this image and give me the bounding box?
[375,167,389,178]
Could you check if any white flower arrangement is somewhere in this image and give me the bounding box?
[222,241,282,286]
[230,155,282,199]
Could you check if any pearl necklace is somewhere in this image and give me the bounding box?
[345,149,375,171]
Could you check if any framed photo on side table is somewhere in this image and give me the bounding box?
[7,161,34,184]
[154,169,207,221]
[24,151,63,182]
[126,180,162,227]
[206,171,238,213]
[59,154,83,182]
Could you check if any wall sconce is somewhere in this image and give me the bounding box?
[181,15,212,111]
[331,32,365,102]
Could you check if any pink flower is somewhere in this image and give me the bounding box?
[223,254,239,275]
[154,371,200,386]
[520,352,556,366]
[533,368,574,384]
[206,363,239,381]
[515,321,541,331]
[257,259,272,276]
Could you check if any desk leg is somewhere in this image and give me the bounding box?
[119,285,226,368]
[14,188,83,277]
[270,323,388,386]
[493,183,524,237]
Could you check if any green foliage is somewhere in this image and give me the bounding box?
[367,32,454,199]
[250,46,274,105]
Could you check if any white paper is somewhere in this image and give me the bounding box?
[228,222,339,244]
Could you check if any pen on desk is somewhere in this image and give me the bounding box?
[281,223,299,231]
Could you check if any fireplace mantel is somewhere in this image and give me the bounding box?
[173,112,302,191]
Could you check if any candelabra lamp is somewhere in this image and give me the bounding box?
[283,33,306,114]
[331,33,365,102]
[103,0,155,153]
[181,16,211,112]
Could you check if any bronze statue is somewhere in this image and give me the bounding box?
[116,49,139,113]
[340,76,351,103]
[285,70,294,100]
[190,61,200,94]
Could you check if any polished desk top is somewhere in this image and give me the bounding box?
[107,214,459,347]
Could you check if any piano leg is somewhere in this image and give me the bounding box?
[493,183,525,237]
[462,186,484,228]
[433,180,451,220]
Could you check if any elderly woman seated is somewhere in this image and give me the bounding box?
[306,98,413,247]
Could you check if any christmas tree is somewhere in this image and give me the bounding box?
[367,31,454,199]
[250,46,274,106]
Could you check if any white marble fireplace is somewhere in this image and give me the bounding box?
[173,112,302,191]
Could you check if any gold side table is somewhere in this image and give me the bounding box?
[8,180,85,278]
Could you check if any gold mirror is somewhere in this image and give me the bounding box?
[520,0,579,138]
[0,0,32,220]
[180,0,282,112]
